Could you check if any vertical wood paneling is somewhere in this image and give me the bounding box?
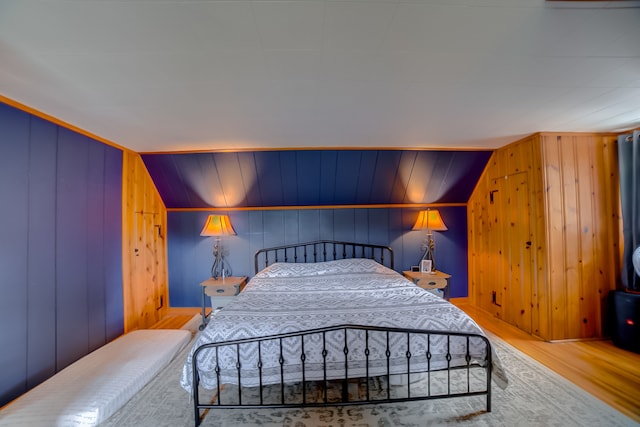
[561,138,580,339]
[215,152,245,207]
[469,136,538,327]
[576,137,598,338]
[0,102,123,407]
[505,173,533,333]
[167,206,468,306]
[404,151,434,203]
[370,151,402,204]
[170,154,204,207]
[297,152,322,205]
[335,151,361,204]
[541,136,567,339]
[489,177,508,318]
[540,133,622,340]
[436,207,468,297]
[530,136,548,340]
[390,151,417,204]
[470,132,622,341]
[333,209,356,242]
[468,177,490,310]
[144,150,491,208]
[26,116,57,388]
[319,151,337,205]
[237,152,262,207]
[87,141,107,352]
[355,151,379,204]
[280,151,299,206]
[298,210,321,243]
[598,136,623,328]
[56,129,90,370]
[0,104,30,404]
[103,148,124,342]
[122,151,168,332]
[318,209,335,238]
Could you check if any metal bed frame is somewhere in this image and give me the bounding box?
[254,240,395,272]
[191,241,493,426]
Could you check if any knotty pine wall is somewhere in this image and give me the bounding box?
[468,132,622,341]
[122,151,169,332]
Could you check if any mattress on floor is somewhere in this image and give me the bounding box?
[0,329,191,427]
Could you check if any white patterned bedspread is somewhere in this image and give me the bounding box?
[181,259,508,393]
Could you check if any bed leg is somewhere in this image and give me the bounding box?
[194,405,200,427]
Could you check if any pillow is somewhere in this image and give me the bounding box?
[255,258,394,278]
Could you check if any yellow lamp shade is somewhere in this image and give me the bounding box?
[200,214,236,236]
[412,209,447,231]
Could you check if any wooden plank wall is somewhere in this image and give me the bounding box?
[468,132,622,341]
[122,151,169,332]
[167,206,469,307]
[539,133,621,340]
[468,134,542,330]
[0,101,123,407]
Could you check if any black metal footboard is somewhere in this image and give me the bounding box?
[191,325,492,426]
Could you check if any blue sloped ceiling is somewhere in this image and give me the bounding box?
[142,149,492,209]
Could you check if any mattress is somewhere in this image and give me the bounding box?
[0,329,191,427]
[181,259,508,393]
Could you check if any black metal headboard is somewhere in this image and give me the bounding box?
[254,240,394,274]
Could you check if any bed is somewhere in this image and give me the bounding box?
[181,240,507,426]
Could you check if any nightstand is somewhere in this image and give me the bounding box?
[199,276,247,330]
[402,270,451,300]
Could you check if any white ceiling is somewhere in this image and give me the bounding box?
[1,0,639,153]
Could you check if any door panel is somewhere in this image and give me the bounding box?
[489,172,533,333]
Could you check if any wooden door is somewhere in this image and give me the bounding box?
[489,172,534,333]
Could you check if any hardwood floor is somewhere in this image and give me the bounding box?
[451,299,640,423]
[149,307,205,329]
[151,303,640,423]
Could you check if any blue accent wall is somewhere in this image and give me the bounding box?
[0,102,123,407]
[167,206,468,307]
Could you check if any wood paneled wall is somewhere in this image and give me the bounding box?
[167,207,469,307]
[122,151,168,332]
[468,133,622,341]
[0,102,123,407]
[539,133,622,340]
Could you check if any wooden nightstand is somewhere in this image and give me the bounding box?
[199,276,247,330]
[402,270,451,300]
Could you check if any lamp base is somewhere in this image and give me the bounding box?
[211,243,232,279]
[419,234,437,273]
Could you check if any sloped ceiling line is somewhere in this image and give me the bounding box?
[142,149,493,209]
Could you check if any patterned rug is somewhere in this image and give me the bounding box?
[103,323,637,427]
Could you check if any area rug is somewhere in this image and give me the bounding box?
[103,328,637,427]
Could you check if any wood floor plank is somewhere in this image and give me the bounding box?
[452,300,640,423]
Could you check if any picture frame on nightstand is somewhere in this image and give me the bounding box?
[420,259,432,273]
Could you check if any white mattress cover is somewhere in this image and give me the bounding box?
[0,329,191,427]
